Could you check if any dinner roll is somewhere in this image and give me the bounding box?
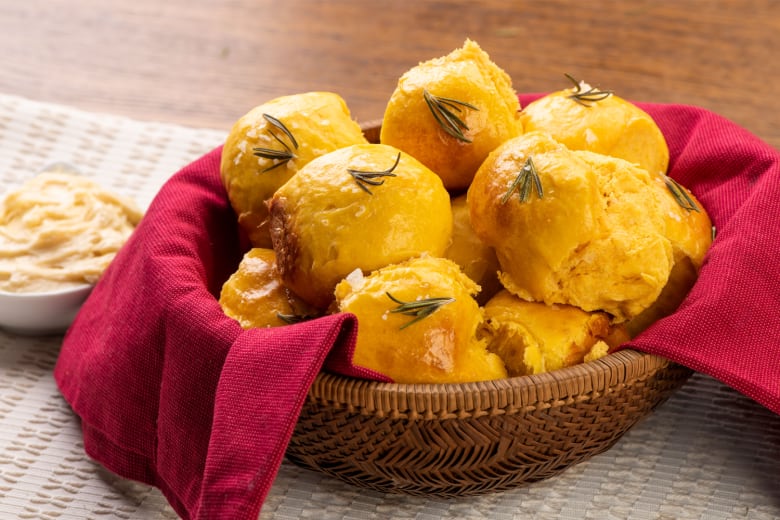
[626,178,712,336]
[380,39,523,191]
[334,256,507,383]
[468,131,675,322]
[519,75,669,176]
[221,92,367,248]
[443,194,502,305]
[481,290,629,376]
[219,248,316,329]
[269,143,452,309]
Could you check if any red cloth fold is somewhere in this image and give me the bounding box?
[54,99,780,520]
[620,101,780,416]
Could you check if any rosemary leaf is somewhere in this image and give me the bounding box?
[264,113,299,149]
[277,312,315,325]
[253,113,299,172]
[347,152,400,195]
[501,156,543,204]
[565,73,613,107]
[386,292,455,330]
[665,177,700,212]
[423,89,479,143]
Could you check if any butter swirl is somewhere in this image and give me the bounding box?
[0,171,142,293]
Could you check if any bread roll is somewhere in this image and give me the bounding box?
[626,178,712,336]
[269,143,452,309]
[335,256,507,383]
[219,248,315,329]
[221,92,367,248]
[519,77,669,176]
[481,290,628,376]
[444,194,502,304]
[468,131,676,322]
[380,39,523,191]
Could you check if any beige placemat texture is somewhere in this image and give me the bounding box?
[0,93,778,520]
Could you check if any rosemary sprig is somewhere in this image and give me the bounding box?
[501,156,543,204]
[565,73,613,107]
[347,152,400,194]
[386,292,455,330]
[253,113,299,172]
[665,176,700,212]
[423,89,479,143]
[277,312,316,325]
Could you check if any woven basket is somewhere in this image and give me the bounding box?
[288,349,691,496]
[285,122,692,496]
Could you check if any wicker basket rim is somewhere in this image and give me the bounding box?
[311,349,677,417]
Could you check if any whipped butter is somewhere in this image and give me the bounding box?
[0,170,142,293]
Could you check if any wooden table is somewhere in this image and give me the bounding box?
[2,0,778,150]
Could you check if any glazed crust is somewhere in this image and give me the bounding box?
[218,248,315,329]
[468,131,676,322]
[519,85,670,176]
[380,39,523,191]
[335,256,508,383]
[481,290,630,376]
[268,143,453,310]
[221,91,368,248]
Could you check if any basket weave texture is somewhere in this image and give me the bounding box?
[287,349,692,496]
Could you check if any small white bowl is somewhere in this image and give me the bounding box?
[0,161,95,335]
[0,284,93,335]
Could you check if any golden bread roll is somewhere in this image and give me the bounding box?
[467,131,675,322]
[656,176,713,270]
[380,39,523,191]
[221,92,368,248]
[625,258,697,337]
[334,256,507,383]
[519,76,669,176]
[480,290,629,376]
[626,179,712,336]
[219,248,316,329]
[269,143,453,309]
[444,194,502,305]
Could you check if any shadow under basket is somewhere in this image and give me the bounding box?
[287,349,692,497]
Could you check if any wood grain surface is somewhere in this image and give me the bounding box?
[1,0,778,149]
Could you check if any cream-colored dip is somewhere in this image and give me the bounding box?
[0,171,142,293]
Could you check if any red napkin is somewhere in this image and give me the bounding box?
[53,149,384,519]
[54,99,780,519]
[619,100,780,416]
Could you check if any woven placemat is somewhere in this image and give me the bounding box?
[0,93,778,520]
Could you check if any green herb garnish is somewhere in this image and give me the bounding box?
[347,152,400,194]
[501,156,543,204]
[423,89,479,143]
[253,113,299,172]
[386,292,455,330]
[277,312,315,325]
[665,176,700,212]
[565,73,613,107]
